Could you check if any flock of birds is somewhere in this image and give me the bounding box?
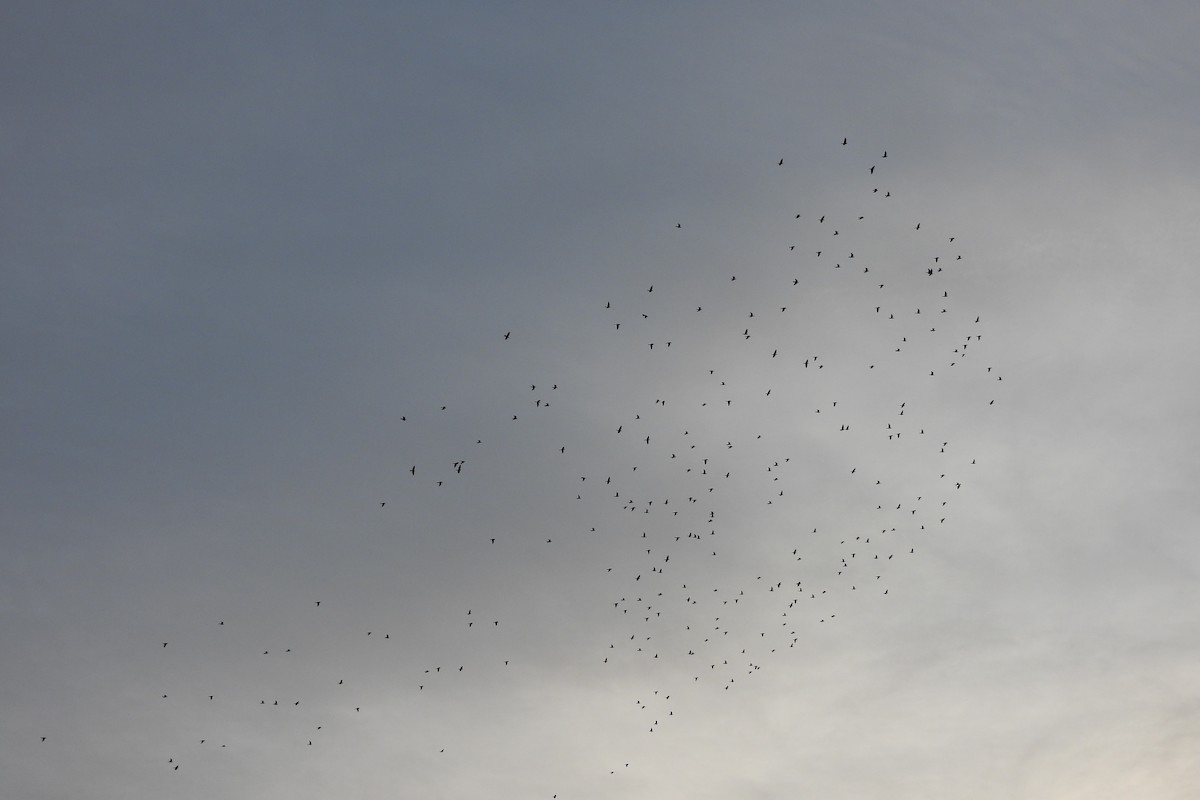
[135,139,1003,795]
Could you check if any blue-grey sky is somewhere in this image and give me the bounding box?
[4,3,1200,798]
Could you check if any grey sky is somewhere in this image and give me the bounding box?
[4,3,1200,798]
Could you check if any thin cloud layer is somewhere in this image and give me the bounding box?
[3,3,1200,799]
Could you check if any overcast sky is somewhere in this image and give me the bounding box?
[4,3,1200,799]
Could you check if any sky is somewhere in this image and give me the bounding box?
[4,2,1200,798]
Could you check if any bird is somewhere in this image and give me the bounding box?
[142,134,1002,774]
